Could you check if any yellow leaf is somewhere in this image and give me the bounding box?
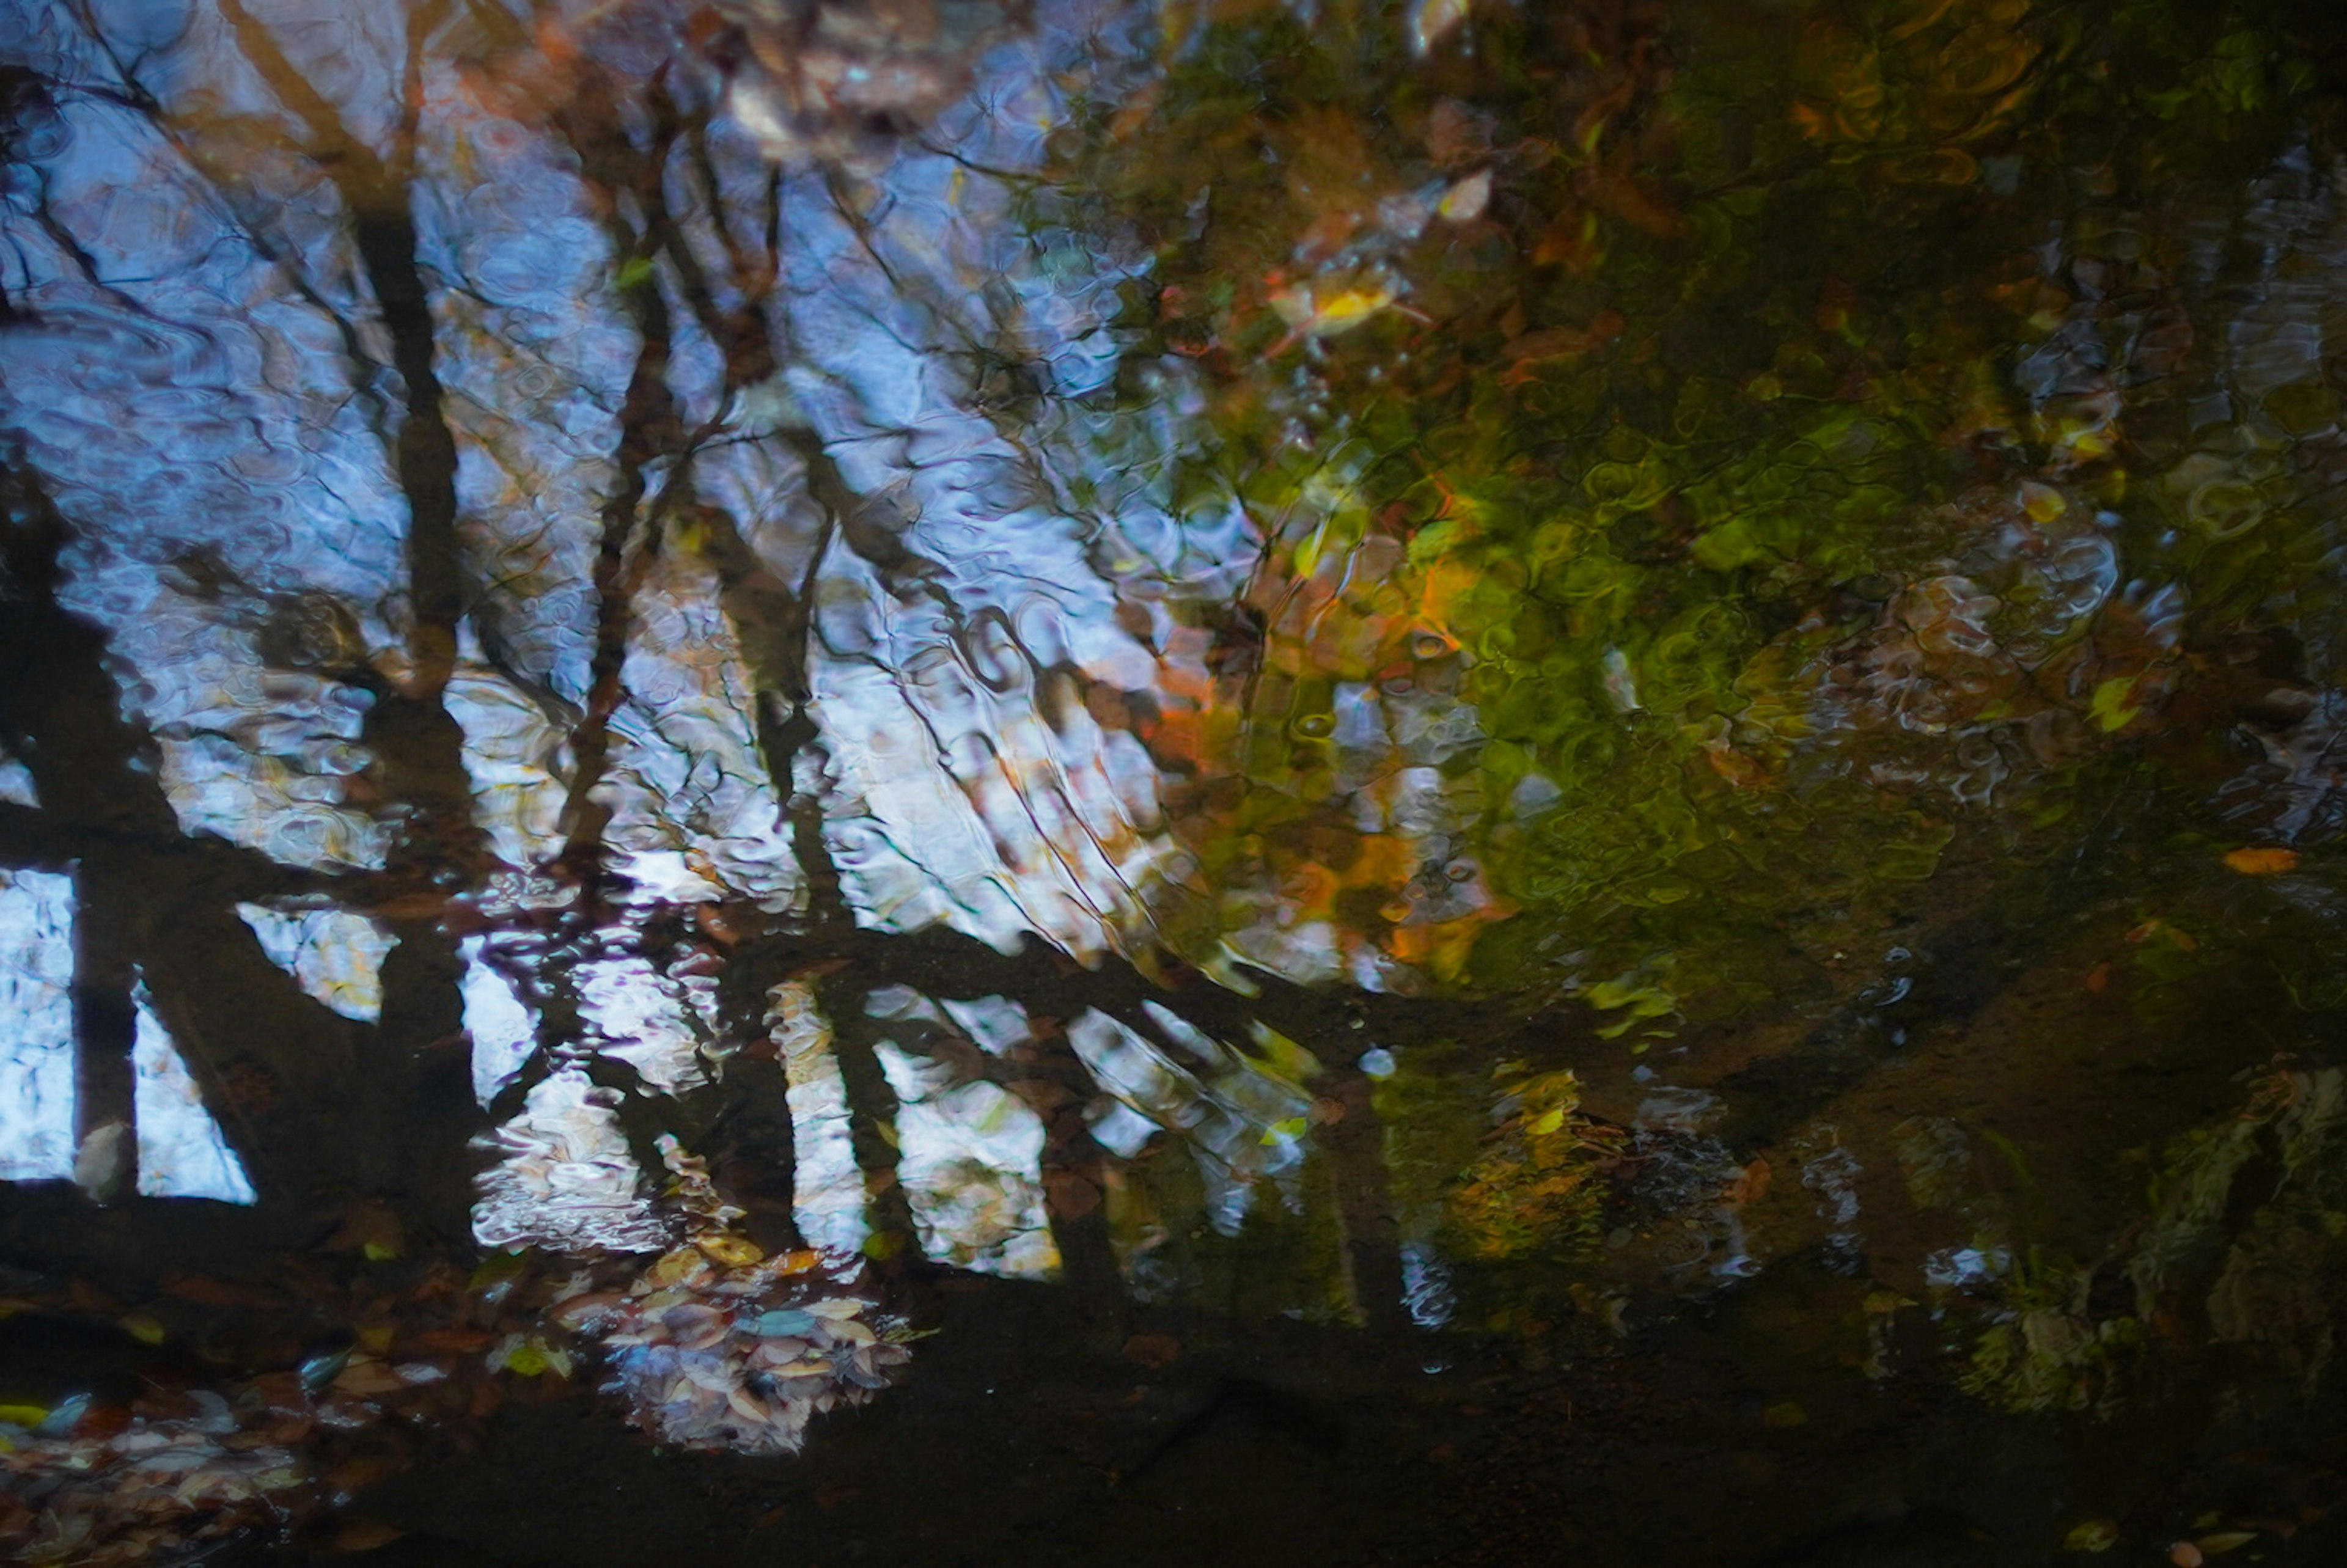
[2222,846,2297,875]
[1261,1115,1309,1146]
[695,1233,765,1269]
[2089,675,2140,733]
[2195,1534,2257,1556]
[2019,482,2068,523]
[1268,280,1398,341]
[645,1247,710,1288]
[122,1314,166,1346]
[0,1403,46,1427]
[2063,1519,2119,1553]
[468,1250,531,1291]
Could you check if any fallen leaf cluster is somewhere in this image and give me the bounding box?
[548,1242,913,1456]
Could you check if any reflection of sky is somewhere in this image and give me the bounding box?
[1,0,1223,958]
[461,935,537,1104]
[236,903,395,1022]
[0,870,76,1181]
[473,1069,670,1254]
[0,749,37,807]
[131,983,255,1203]
[578,954,713,1095]
[875,1042,1055,1278]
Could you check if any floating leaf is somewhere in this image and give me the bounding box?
[1261,1115,1309,1146]
[2063,1519,2120,1552]
[2222,847,2298,875]
[1438,169,1492,222]
[298,1349,349,1392]
[695,1234,765,1269]
[2089,676,2141,733]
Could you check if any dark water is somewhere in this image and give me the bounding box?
[4,0,2347,1562]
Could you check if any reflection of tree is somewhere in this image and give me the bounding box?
[0,0,1433,1347]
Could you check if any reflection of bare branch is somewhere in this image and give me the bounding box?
[0,802,340,901]
[68,859,139,1199]
[549,84,810,904]
[553,227,681,898]
[17,174,160,320]
[46,16,392,423]
[703,945,803,1251]
[636,167,856,926]
[210,0,491,903]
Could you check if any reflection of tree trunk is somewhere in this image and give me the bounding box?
[999,1026,1125,1313]
[133,892,362,1209]
[69,860,139,1201]
[1310,1066,1406,1334]
[821,981,919,1262]
[374,921,479,1244]
[551,111,685,901]
[708,953,804,1252]
[214,0,494,1245]
[702,1050,806,1254]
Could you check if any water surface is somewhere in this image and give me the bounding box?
[4,0,2347,1562]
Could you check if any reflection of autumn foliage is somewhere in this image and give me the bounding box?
[457,0,1019,171]
[1448,1071,1625,1261]
[1791,0,2049,167]
[1075,0,2347,1021]
[1082,0,1676,390]
[1139,489,1517,984]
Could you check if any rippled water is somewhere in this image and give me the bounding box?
[4,0,2347,1563]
